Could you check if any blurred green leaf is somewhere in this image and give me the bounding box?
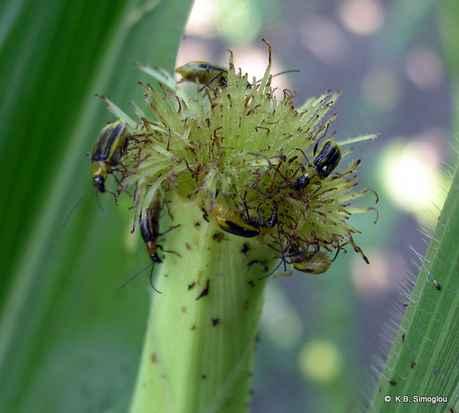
[441,0,459,129]
[0,0,192,411]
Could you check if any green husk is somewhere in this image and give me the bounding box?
[130,196,273,413]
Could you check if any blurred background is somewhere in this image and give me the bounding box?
[177,0,452,412]
[0,0,453,412]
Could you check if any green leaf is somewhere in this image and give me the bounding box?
[368,168,459,413]
[0,0,192,411]
[368,5,459,411]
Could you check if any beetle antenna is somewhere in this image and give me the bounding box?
[149,266,162,294]
[254,69,300,84]
[294,147,311,165]
[61,193,87,229]
[117,263,151,289]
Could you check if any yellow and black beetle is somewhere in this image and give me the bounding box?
[203,203,259,238]
[176,61,228,87]
[278,242,332,275]
[203,201,277,238]
[139,196,163,263]
[139,196,180,263]
[90,120,129,193]
[291,251,331,274]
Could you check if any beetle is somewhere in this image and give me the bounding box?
[176,61,228,87]
[176,61,298,91]
[203,199,278,239]
[281,242,331,274]
[118,197,179,292]
[139,196,163,263]
[139,196,181,263]
[265,238,332,278]
[313,140,341,178]
[291,250,331,274]
[205,203,260,238]
[90,121,129,193]
[291,140,342,190]
[240,198,278,231]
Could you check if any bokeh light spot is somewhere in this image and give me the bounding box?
[226,46,292,93]
[405,47,444,90]
[339,0,384,36]
[379,140,448,225]
[300,15,349,64]
[298,339,342,383]
[351,250,406,296]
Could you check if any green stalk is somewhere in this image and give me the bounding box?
[130,196,274,413]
